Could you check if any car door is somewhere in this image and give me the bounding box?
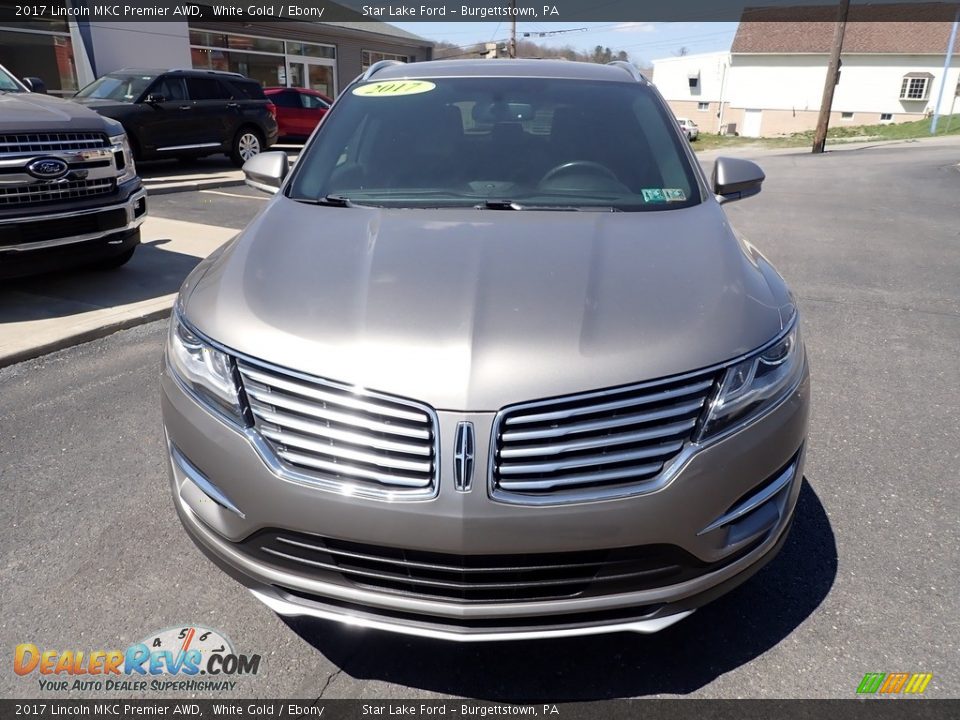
[137,76,201,154]
[185,76,234,148]
[297,91,330,136]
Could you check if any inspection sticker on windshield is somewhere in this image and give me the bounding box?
[353,80,436,97]
[643,188,686,203]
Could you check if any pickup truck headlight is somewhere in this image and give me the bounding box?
[697,318,805,440]
[167,308,246,424]
[109,133,137,184]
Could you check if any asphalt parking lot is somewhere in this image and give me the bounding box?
[1,141,958,700]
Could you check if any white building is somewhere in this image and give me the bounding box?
[652,4,960,137]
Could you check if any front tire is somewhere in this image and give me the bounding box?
[92,245,136,270]
[230,128,263,167]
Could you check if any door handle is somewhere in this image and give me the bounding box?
[227,102,240,109]
[178,105,192,111]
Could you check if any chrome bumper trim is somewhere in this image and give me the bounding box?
[249,588,694,642]
[171,443,246,519]
[0,187,147,252]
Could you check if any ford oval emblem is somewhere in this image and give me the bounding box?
[27,157,69,180]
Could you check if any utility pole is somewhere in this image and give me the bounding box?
[812,0,851,154]
[930,6,960,134]
[509,0,517,58]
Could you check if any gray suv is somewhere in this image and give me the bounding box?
[0,63,146,279]
[161,60,809,641]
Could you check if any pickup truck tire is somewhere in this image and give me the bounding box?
[230,127,263,167]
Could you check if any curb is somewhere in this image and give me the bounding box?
[0,304,172,369]
[143,177,246,196]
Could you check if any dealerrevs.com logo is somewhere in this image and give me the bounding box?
[14,626,261,693]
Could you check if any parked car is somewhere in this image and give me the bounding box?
[264,87,332,140]
[677,117,700,140]
[162,59,809,642]
[0,63,146,279]
[73,68,278,166]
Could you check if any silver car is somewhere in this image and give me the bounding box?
[161,59,809,642]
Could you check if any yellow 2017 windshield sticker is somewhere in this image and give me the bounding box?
[352,80,436,97]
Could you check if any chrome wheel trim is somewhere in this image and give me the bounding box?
[238,133,261,160]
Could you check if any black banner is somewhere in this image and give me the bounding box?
[1,700,960,720]
[0,0,959,23]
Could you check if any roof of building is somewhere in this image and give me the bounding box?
[321,20,431,44]
[371,58,647,82]
[732,3,958,54]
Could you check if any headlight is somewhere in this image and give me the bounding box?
[109,133,137,184]
[167,308,246,424]
[696,319,805,440]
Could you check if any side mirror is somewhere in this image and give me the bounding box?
[243,151,288,194]
[22,77,47,94]
[145,93,167,104]
[712,157,765,203]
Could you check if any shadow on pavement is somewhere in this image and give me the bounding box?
[282,478,836,700]
[0,239,202,323]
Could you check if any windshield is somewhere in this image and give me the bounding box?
[289,76,701,211]
[0,65,25,92]
[75,73,155,102]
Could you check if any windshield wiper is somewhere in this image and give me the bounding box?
[475,199,621,212]
[296,194,356,207]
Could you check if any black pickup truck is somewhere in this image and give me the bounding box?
[0,63,147,279]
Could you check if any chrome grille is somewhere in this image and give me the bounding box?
[0,178,116,206]
[492,370,719,502]
[0,132,109,154]
[242,529,718,603]
[237,360,438,497]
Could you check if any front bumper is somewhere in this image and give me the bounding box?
[0,184,147,253]
[161,359,809,641]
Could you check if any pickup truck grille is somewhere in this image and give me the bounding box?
[0,178,116,207]
[492,370,719,503]
[0,132,110,154]
[237,360,439,499]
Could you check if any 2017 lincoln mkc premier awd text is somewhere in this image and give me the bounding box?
[160,59,810,641]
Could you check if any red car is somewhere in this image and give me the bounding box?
[263,87,332,140]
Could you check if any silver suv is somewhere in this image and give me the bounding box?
[0,64,146,279]
[161,60,809,641]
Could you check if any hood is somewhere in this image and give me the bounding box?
[184,198,791,411]
[0,92,119,134]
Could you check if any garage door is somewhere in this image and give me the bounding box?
[742,109,763,138]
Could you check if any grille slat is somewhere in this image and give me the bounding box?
[503,378,714,426]
[0,132,109,154]
[238,361,437,496]
[494,370,719,502]
[242,530,718,603]
[0,178,116,207]
[246,389,431,440]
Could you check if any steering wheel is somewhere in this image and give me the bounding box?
[540,160,620,185]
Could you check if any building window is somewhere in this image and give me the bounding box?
[362,50,410,71]
[697,102,709,111]
[0,25,77,95]
[900,74,931,101]
[687,73,699,91]
[880,112,893,122]
[841,111,854,120]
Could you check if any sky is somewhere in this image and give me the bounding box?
[390,22,740,66]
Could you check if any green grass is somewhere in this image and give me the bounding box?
[692,113,960,152]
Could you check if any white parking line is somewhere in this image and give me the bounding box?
[200,190,269,200]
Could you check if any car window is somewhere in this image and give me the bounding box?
[75,73,156,102]
[289,77,701,211]
[186,77,230,101]
[228,79,267,100]
[0,65,25,92]
[270,91,300,108]
[149,77,187,102]
[301,94,330,110]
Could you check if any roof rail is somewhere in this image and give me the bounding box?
[607,61,646,83]
[167,68,244,77]
[362,59,405,81]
